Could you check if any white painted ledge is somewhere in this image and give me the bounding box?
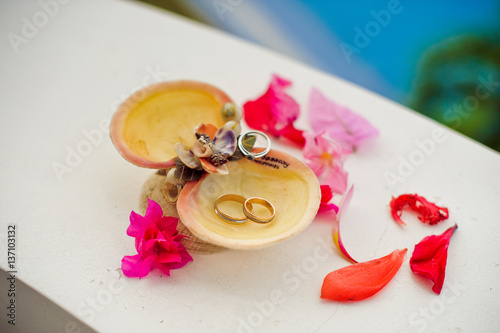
[1,0,499,332]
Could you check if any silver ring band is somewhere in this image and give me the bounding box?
[237,131,271,160]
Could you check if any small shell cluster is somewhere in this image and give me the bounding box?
[164,103,247,203]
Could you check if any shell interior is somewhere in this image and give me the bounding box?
[111,81,230,168]
[177,149,321,249]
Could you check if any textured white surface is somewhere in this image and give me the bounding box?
[1,0,499,332]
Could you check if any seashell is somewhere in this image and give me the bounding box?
[210,153,228,166]
[192,141,213,158]
[223,121,242,137]
[199,157,229,175]
[194,123,217,139]
[195,132,212,145]
[177,149,321,250]
[212,126,236,156]
[163,182,183,204]
[110,81,231,168]
[221,102,242,122]
[166,168,186,186]
[175,143,201,169]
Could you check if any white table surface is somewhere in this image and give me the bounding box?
[1,1,499,332]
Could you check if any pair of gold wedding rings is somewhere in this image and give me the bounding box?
[214,194,276,224]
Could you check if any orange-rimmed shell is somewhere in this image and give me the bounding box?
[177,149,321,250]
[110,80,231,168]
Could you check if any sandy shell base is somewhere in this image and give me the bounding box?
[139,172,226,253]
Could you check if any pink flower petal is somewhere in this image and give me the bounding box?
[302,132,327,175]
[332,186,358,263]
[303,131,349,194]
[309,88,379,151]
[323,166,348,195]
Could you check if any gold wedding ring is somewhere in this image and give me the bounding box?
[214,195,276,224]
[243,197,276,224]
[214,194,253,224]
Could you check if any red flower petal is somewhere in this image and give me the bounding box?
[410,224,458,294]
[318,185,339,214]
[321,248,407,301]
[390,194,449,226]
[280,123,305,147]
[243,74,304,146]
[321,185,334,203]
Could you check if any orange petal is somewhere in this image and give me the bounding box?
[321,248,407,301]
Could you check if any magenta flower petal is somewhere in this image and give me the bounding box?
[155,247,182,264]
[154,263,172,277]
[121,199,193,278]
[126,211,147,238]
[155,216,179,234]
[319,203,339,214]
[144,198,164,224]
[243,74,305,146]
[121,254,155,278]
[318,185,339,214]
[410,224,458,294]
[168,249,194,269]
[309,87,379,151]
[268,74,300,127]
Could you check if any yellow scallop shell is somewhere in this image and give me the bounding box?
[110,80,230,168]
[177,149,321,250]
